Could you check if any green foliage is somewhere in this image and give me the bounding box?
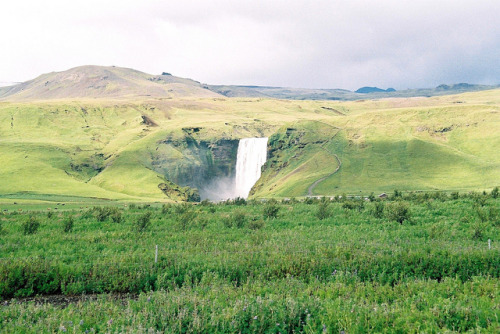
[135,212,152,232]
[316,201,332,220]
[232,209,247,228]
[248,218,265,230]
[386,201,411,224]
[232,197,247,206]
[263,201,280,219]
[161,203,171,214]
[174,203,190,215]
[111,210,123,224]
[373,201,385,219]
[223,209,247,228]
[304,197,315,204]
[0,196,499,334]
[472,223,485,240]
[94,206,120,222]
[489,207,499,226]
[63,216,74,233]
[2,276,497,333]
[473,193,488,207]
[22,216,40,235]
[178,209,196,231]
[342,199,364,212]
[491,186,499,199]
[475,205,489,223]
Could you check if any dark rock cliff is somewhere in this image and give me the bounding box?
[151,134,239,197]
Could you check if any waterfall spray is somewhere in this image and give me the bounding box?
[234,137,268,198]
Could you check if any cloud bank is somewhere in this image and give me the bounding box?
[1,0,499,90]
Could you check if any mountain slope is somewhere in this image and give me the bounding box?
[0,66,498,204]
[0,65,221,100]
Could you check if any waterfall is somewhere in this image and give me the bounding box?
[234,137,268,198]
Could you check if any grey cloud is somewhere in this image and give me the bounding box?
[1,0,499,90]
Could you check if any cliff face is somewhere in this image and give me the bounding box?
[151,134,239,197]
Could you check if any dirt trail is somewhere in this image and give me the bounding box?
[307,123,342,196]
[307,153,341,196]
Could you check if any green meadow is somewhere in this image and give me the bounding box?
[0,192,499,332]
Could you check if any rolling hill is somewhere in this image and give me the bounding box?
[0,65,499,205]
[0,65,221,101]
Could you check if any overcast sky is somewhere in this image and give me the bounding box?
[1,0,499,90]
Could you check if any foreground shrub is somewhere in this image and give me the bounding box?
[373,201,385,219]
[63,216,74,233]
[178,209,196,230]
[135,212,152,232]
[23,216,40,235]
[316,201,332,220]
[232,197,247,206]
[491,186,499,199]
[111,211,123,224]
[263,202,280,219]
[248,218,266,230]
[94,206,120,222]
[224,210,247,228]
[342,200,364,212]
[386,201,411,224]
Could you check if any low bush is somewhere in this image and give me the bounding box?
[248,218,265,230]
[491,186,499,199]
[316,201,331,220]
[63,216,74,233]
[263,202,280,219]
[224,209,247,228]
[22,216,40,235]
[373,201,385,219]
[386,201,411,224]
[135,212,152,232]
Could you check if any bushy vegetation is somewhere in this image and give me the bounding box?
[0,192,499,332]
[22,216,40,235]
[263,200,280,219]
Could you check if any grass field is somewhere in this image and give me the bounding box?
[1,86,499,202]
[0,191,498,332]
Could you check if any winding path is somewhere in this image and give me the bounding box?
[307,152,341,196]
[306,121,343,196]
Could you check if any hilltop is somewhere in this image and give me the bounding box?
[0,65,221,100]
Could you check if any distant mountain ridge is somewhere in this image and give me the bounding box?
[355,87,396,93]
[0,65,221,100]
[0,65,498,101]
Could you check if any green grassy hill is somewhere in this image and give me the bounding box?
[0,67,499,204]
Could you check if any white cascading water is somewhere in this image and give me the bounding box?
[234,137,268,198]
